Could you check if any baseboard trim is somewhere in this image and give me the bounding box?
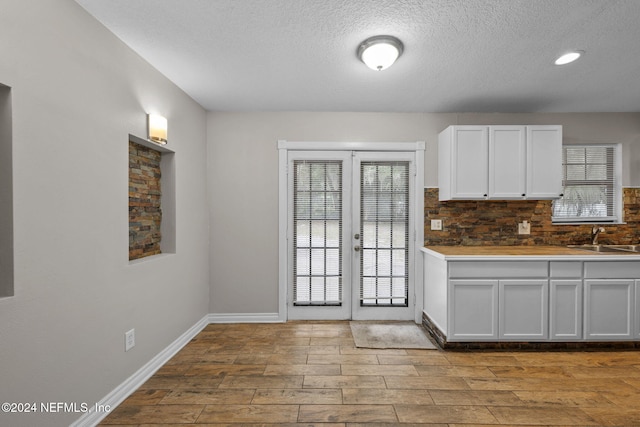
[70,314,209,427]
[71,312,284,426]
[208,312,284,323]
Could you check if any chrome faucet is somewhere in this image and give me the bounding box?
[591,226,605,245]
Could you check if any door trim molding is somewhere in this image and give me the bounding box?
[278,140,425,152]
[278,140,425,322]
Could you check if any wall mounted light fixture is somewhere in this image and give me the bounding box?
[357,35,404,71]
[147,114,168,144]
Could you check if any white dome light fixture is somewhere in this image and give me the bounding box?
[357,35,404,71]
[555,50,584,65]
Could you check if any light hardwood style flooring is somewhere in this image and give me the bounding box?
[100,321,640,426]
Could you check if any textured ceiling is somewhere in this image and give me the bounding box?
[75,0,640,113]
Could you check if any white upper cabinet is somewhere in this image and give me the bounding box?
[489,126,526,199]
[438,126,488,200]
[438,125,562,201]
[526,125,564,198]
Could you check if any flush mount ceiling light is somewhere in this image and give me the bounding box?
[555,50,584,65]
[357,35,404,71]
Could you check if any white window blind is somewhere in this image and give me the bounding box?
[293,160,342,305]
[360,161,409,307]
[552,145,620,223]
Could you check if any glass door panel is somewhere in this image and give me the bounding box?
[288,151,351,320]
[287,150,414,320]
[352,152,415,320]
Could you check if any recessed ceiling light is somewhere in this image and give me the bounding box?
[555,50,584,65]
[357,35,404,71]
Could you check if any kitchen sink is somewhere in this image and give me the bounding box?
[568,244,640,253]
[604,245,640,252]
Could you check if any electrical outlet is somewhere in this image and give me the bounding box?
[431,219,443,231]
[125,329,135,352]
[518,221,531,235]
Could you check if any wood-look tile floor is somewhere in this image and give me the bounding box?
[100,321,640,426]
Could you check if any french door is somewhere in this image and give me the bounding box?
[286,150,416,320]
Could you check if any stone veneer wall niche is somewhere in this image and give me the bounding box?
[424,187,640,246]
[129,141,162,260]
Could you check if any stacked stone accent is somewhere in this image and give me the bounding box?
[425,188,640,246]
[129,142,162,260]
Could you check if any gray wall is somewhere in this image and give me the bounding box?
[2,1,640,425]
[0,1,209,426]
[207,111,640,315]
[206,112,442,315]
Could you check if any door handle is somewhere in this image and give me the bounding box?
[354,246,361,252]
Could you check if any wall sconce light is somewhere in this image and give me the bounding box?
[357,35,404,71]
[147,114,168,144]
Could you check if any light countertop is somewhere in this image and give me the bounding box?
[422,245,640,261]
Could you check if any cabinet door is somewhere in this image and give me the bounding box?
[526,125,563,199]
[584,279,634,340]
[499,280,548,340]
[450,126,488,199]
[449,280,498,341]
[489,126,526,199]
[550,280,582,340]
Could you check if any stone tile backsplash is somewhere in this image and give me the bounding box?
[424,188,640,246]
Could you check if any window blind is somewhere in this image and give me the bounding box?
[293,160,342,305]
[552,145,618,222]
[360,161,409,307]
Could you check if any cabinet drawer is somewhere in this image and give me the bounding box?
[584,262,640,279]
[449,261,547,279]
[550,261,582,278]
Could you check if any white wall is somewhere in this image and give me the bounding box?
[0,1,209,426]
[207,111,640,316]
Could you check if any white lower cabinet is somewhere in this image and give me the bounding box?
[499,280,548,340]
[449,279,549,341]
[449,280,498,340]
[423,250,640,343]
[550,280,583,340]
[584,279,635,340]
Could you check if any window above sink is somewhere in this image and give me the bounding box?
[553,144,622,224]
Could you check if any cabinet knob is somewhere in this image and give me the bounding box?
[522,193,526,197]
